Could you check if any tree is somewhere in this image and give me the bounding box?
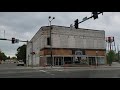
[11,57,17,60]
[7,56,10,59]
[107,50,116,66]
[16,44,26,64]
[0,51,7,61]
[113,53,119,62]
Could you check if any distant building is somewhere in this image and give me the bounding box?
[26,25,106,66]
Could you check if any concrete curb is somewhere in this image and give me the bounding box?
[16,66,120,70]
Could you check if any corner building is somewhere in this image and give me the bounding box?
[26,25,106,66]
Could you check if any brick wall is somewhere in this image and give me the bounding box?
[85,50,105,56]
[40,48,105,56]
[42,49,72,55]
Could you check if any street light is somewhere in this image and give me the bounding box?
[48,16,55,68]
[4,30,5,38]
[0,30,5,38]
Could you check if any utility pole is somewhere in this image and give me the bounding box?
[26,40,29,67]
[117,45,120,63]
[4,30,5,38]
[118,51,120,63]
[31,41,33,68]
[48,16,55,68]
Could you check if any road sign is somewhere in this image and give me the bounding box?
[15,39,19,43]
[82,17,88,21]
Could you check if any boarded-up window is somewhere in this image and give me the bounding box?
[47,37,51,45]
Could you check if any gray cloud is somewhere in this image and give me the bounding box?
[0,12,120,57]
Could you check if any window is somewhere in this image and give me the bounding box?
[47,37,51,45]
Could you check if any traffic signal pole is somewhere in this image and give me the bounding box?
[78,16,93,24]
[0,38,11,41]
[79,12,103,24]
[0,38,28,43]
[74,12,103,29]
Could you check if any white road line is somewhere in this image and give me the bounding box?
[54,69,64,71]
[39,70,55,75]
[39,70,47,72]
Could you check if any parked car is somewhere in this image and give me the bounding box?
[17,60,24,66]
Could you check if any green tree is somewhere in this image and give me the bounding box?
[114,53,119,62]
[0,51,7,61]
[11,57,17,60]
[107,50,116,66]
[7,56,10,59]
[16,44,26,64]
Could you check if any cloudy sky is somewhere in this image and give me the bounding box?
[0,12,120,57]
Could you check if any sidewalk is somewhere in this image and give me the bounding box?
[16,62,120,70]
[19,65,120,70]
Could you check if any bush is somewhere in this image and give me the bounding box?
[107,50,116,66]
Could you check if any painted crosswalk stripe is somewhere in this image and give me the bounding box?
[39,70,47,72]
[39,70,55,75]
[39,70,51,74]
[54,69,64,71]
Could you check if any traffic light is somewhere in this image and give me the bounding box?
[100,12,103,15]
[74,19,79,29]
[12,38,15,44]
[92,12,98,20]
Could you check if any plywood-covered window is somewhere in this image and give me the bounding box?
[47,37,51,45]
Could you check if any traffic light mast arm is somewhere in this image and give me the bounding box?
[78,12,103,24]
[0,38,28,43]
[78,16,93,24]
[0,38,7,40]
[7,39,12,41]
[0,38,11,41]
[19,40,28,42]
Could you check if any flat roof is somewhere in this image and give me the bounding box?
[41,25,104,32]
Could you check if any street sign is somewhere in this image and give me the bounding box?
[15,39,19,43]
[82,17,88,21]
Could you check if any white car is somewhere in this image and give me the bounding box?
[17,60,24,66]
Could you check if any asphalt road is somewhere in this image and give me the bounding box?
[1,63,120,78]
[0,63,23,69]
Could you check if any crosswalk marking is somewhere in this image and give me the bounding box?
[39,70,55,75]
[39,70,47,72]
[54,69,64,71]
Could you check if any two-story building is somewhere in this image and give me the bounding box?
[26,25,106,66]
